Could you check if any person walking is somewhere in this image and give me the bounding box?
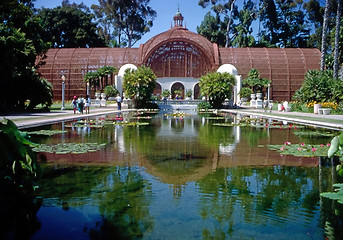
[115,94,122,111]
[84,95,91,114]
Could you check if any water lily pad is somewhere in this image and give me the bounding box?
[205,117,225,120]
[24,130,67,136]
[113,122,149,126]
[268,143,332,157]
[32,142,106,154]
[64,124,104,128]
[321,184,343,204]
[294,131,335,138]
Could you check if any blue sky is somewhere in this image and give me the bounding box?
[33,0,216,47]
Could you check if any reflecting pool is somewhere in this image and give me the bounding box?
[29,110,343,240]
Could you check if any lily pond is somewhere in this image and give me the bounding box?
[26,110,343,240]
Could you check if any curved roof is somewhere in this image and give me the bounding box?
[217,64,238,76]
[219,47,321,100]
[139,26,218,65]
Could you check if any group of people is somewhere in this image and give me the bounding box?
[72,95,91,114]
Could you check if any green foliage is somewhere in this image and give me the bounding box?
[321,184,343,204]
[197,101,213,111]
[123,66,157,108]
[199,72,235,109]
[104,85,119,98]
[91,0,156,48]
[238,87,252,98]
[242,68,270,94]
[186,89,193,97]
[35,2,106,48]
[293,70,343,104]
[26,76,53,110]
[197,11,226,47]
[231,0,256,47]
[0,0,51,111]
[161,89,171,98]
[328,133,343,159]
[173,89,182,97]
[33,142,106,154]
[268,143,330,157]
[24,129,67,136]
[84,71,100,89]
[259,0,309,47]
[321,133,343,204]
[0,118,40,236]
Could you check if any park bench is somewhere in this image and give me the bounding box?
[318,108,331,115]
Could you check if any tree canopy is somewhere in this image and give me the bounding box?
[91,0,157,48]
[199,72,236,109]
[0,0,52,111]
[197,0,332,48]
[35,0,106,48]
[123,66,157,108]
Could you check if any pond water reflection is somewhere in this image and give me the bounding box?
[30,110,343,240]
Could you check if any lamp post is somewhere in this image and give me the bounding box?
[86,81,90,96]
[267,83,270,104]
[61,75,66,110]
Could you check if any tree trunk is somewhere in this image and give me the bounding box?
[321,0,331,71]
[334,0,342,79]
[225,0,236,48]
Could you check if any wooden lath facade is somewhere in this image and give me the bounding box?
[37,11,321,102]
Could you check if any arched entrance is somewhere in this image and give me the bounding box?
[194,83,200,100]
[171,82,185,99]
[144,41,213,78]
[153,82,162,98]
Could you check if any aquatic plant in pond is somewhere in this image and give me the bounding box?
[27,112,343,239]
[321,184,343,204]
[113,121,150,126]
[268,142,331,157]
[33,142,106,154]
[321,133,343,203]
[24,129,68,136]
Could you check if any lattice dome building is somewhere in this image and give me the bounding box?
[38,10,321,103]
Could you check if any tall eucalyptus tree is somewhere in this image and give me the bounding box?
[333,0,342,79]
[198,0,238,47]
[321,0,332,71]
[92,0,156,48]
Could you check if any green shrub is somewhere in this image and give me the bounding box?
[199,72,235,108]
[238,87,252,98]
[293,70,343,104]
[197,101,213,110]
[104,85,119,98]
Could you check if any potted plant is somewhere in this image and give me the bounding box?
[238,87,252,100]
[162,89,171,99]
[104,85,119,101]
[174,89,182,99]
[243,68,271,99]
[185,89,193,100]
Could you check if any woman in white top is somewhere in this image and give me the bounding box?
[84,95,90,114]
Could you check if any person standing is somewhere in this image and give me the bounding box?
[115,94,122,111]
[84,95,90,114]
[78,95,84,114]
[71,96,78,114]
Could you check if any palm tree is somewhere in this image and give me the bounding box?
[334,0,342,79]
[321,0,331,71]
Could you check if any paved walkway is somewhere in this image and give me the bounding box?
[1,105,123,129]
[1,105,343,130]
[223,108,343,130]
